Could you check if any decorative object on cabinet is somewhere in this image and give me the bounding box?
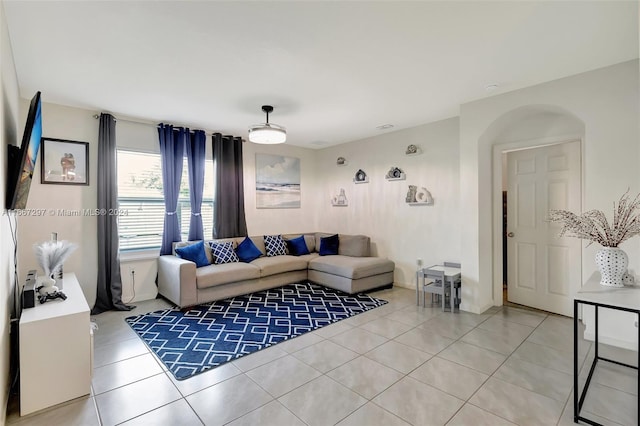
[406,144,422,155]
[548,190,640,287]
[331,188,348,206]
[353,169,369,184]
[33,237,77,295]
[385,166,406,181]
[406,185,433,205]
[336,157,348,166]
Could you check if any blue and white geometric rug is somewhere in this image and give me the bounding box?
[125,282,387,380]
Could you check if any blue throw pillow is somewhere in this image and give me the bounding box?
[286,235,310,256]
[319,234,339,256]
[264,235,287,257]
[175,241,210,268]
[236,237,263,263]
[209,241,239,264]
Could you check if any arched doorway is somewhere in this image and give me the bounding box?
[482,105,585,315]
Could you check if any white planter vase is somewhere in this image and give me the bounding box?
[595,247,628,287]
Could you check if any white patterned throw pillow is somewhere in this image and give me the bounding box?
[264,235,287,257]
[209,241,239,264]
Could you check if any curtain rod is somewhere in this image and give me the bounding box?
[92,113,246,141]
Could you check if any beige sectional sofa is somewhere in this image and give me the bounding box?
[157,233,395,308]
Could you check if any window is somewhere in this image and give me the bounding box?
[117,150,214,251]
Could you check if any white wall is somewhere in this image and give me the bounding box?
[15,102,458,307]
[243,141,320,236]
[16,102,99,307]
[1,1,20,422]
[17,113,321,307]
[460,60,639,345]
[315,117,461,288]
[12,58,640,348]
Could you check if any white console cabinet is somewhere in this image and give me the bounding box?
[19,273,92,415]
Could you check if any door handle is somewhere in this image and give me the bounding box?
[507,232,514,238]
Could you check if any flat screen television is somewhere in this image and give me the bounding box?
[6,91,42,210]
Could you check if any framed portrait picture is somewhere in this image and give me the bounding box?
[40,138,89,185]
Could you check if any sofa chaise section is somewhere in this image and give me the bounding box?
[306,233,394,294]
[308,255,395,294]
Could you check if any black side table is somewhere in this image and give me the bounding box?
[574,274,640,425]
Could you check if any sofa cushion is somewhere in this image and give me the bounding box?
[285,235,310,256]
[284,234,315,254]
[314,233,333,252]
[319,234,339,256]
[175,241,210,268]
[264,235,287,257]
[209,241,239,264]
[248,236,267,256]
[251,255,308,277]
[236,237,263,263]
[297,253,320,263]
[196,262,260,289]
[338,235,370,257]
[309,256,394,280]
[174,240,213,265]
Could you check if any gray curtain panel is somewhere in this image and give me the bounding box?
[92,113,135,314]
[186,130,206,241]
[212,133,247,239]
[158,124,186,255]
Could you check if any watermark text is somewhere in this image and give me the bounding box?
[4,208,129,217]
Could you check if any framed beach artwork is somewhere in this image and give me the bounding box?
[256,154,301,208]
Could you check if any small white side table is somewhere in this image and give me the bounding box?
[19,273,92,415]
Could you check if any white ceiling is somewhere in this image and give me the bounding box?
[4,1,638,148]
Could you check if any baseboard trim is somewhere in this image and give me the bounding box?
[583,331,638,351]
[460,302,493,315]
[123,290,158,304]
[393,281,414,290]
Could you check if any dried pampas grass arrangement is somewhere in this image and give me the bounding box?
[548,191,640,247]
[33,240,77,277]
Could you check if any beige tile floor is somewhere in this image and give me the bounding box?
[5,287,638,425]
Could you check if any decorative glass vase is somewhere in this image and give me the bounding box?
[595,247,628,287]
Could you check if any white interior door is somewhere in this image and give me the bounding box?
[506,141,581,316]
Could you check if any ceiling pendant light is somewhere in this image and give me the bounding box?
[248,105,286,144]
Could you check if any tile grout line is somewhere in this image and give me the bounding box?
[239,369,314,425]
[438,309,508,425]
[461,309,601,425]
[63,290,616,426]
[463,309,547,399]
[108,373,183,426]
[235,308,416,425]
[100,292,459,423]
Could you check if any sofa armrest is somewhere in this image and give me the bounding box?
[157,255,197,307]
